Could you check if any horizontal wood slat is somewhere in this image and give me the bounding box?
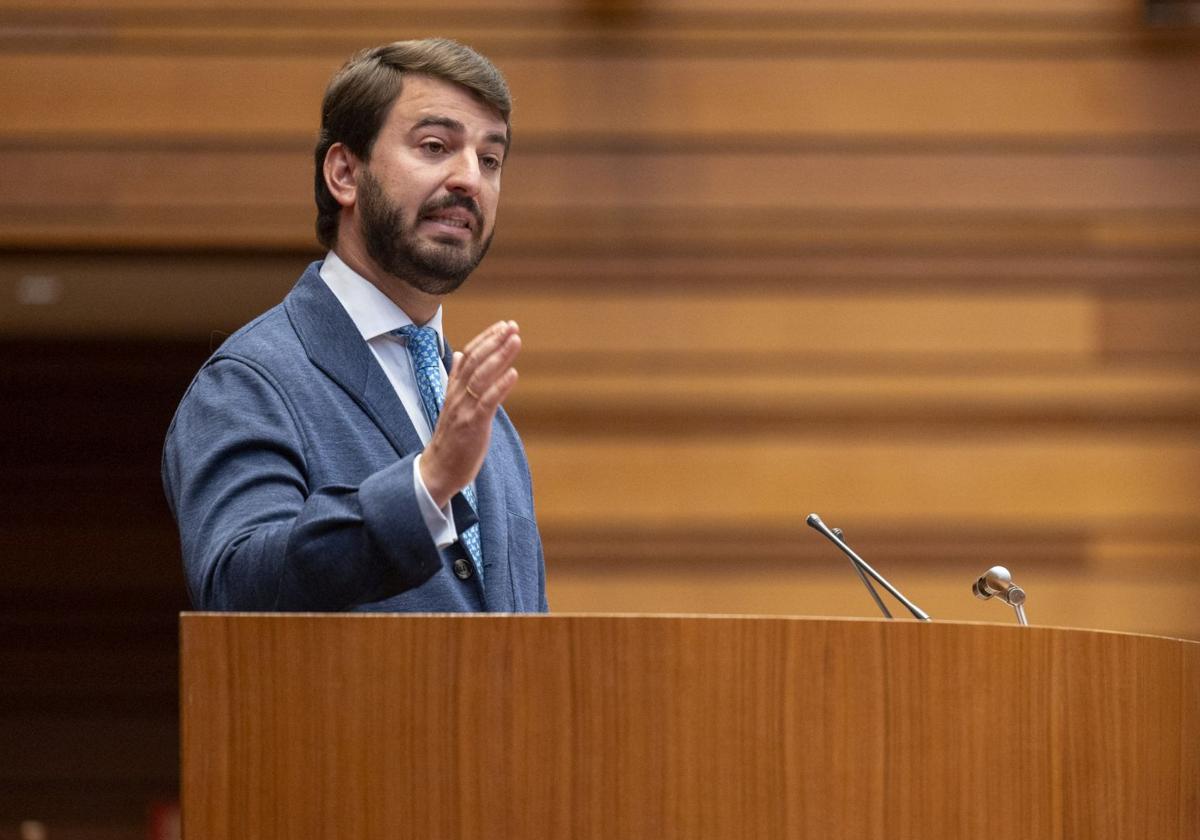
[508,149,1200,210]
[3,274,1102,353]
[2,2,1194,59]
[4,249,1199,294]
[525,433,1200,526]
[0,0,1155,13]
[5,147,1200,210]
[454,290,1105,356]
[509,369,1200,430]
[3,207,1198,253]
[5,54,1200,139]
[5,254,1200,360]
[543,541,1200,638]
[2,22,1193,57]
[4,5,1195,63]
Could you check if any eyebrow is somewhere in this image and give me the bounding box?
[412,115,510,152]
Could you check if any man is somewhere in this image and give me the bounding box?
[162,39,546,612]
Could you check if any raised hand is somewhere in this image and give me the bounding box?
[419,320,521,508]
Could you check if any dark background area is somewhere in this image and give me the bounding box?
[1,339,206,837]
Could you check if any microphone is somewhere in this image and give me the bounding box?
[826,524,892,619]
[972,565,1029,625]
[806,513,931,621]
[972,566,1024,604]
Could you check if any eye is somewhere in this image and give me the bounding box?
[481,154,503,172]
[420,139,447,155]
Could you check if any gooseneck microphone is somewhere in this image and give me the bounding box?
[806,513,931,621]
[972,565,1028,625]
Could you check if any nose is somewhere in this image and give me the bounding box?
[444,150,482,197]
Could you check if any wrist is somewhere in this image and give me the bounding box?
[418,452,453,509]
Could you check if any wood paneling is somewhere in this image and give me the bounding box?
[1,0,1199,835]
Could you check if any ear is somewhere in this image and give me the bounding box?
[323,142,360,209]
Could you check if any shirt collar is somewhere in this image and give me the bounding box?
[318,250,445,350]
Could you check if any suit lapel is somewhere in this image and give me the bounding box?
[286,264,513,610]
[284,262,424,457]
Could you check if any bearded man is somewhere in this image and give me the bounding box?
[163,39,546,612]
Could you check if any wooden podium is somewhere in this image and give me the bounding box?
[181,614,1198,839]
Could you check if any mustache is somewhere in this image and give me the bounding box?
[419,194,483,229]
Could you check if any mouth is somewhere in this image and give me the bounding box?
[422,212,474,230]
[418,203,481,241]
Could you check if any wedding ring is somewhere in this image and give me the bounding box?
[465,384,482,400]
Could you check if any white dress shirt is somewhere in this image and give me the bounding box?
[319,251,459,549]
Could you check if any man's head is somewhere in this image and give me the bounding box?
[315,39,512,298]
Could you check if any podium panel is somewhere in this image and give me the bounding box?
[181,614,1199,839]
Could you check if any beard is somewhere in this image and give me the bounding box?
[358,168,493,296]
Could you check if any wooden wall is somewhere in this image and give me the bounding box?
[1,0,1199,836]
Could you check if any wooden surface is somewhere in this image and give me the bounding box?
[181,613,1199,840]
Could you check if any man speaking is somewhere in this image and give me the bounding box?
[163,39,546,613]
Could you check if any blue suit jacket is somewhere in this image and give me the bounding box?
[162,262,547,612]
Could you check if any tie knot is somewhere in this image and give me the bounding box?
[395,325,441,373]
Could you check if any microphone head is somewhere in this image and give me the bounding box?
[805,513,842,544]
[972,577,993,600]
[972,566,1029,621]
[974,568,1012,600]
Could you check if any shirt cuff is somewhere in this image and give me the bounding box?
[413,453,458,549]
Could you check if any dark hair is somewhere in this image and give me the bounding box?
[314,38,512,249]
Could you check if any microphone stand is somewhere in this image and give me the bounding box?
[833,526,893,619]
[807,513,931,621]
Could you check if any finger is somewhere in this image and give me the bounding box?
[462,333,521,396]
[454,328,510,385]
[478,367,519,410]
[462,320,518,358]
[454,327,520,394]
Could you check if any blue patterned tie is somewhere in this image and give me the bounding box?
[395,325,484,583]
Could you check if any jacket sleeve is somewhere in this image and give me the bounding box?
[162,356,444,610]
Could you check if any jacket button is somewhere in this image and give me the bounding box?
[452,558,473,580]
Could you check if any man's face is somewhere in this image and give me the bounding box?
[356,74,508,295]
